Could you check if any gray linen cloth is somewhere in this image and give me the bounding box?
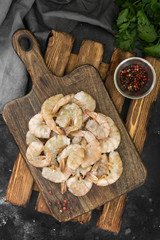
[0,0,118,113]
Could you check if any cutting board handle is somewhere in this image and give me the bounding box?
[12,29,51,84]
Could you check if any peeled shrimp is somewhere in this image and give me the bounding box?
[85,110,110,140]
[55,103,83,135]
[26,141,51,168]
[41,94,64,134]
[99,117,120,153]
[57,144,85,171]
[87,152,123,186]
[74,91,96,122]
[28,113,51,139]
[44,135,70,165]
[66,174,93,196]
[71,136,82,144]
[70,130,101,168]
[72,165,92,178]
[80,137,88,150]
[52,94,75,115]
[42,164,73,183]
[26,131,41,145]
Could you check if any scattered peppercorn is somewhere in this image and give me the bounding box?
[56,199,68,212]
[120,64,148,92]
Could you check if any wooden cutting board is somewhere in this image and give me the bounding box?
[3,29,147,222]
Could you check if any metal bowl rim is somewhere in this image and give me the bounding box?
[114,57,156,99]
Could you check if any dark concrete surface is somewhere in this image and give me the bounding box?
[0,23,160,240]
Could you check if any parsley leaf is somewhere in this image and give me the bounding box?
[144,40,160,57]
[115,29,136,51]
[117,9,129,26]
[137,10,157,42]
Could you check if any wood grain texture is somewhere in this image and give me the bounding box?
[32,182,39,192]
[5,152,33,205]
[98,62,110,81]
[36,192,92,224]
[96,195,128,232]
[45,30,74,76]
[105,48,134,113]
[65,54,78,74]
[3,30,146,222]
[35,193,51,215]
[97,55,160,232]
[72,212,92,224]
[76,40,103,68]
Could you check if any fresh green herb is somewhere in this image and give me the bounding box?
[114,0,160,57]
[144,40,160,57]
[137,10,157,42]
[116,9,129,26]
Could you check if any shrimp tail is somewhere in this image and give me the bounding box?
[55,127,66,135]
[52,94,75,114]
[86,172,98,183]
[61,181,67,194]
[85,109,96,118]
[59,158,66,172]
[46,152,52,165]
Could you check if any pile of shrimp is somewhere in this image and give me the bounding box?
[26,91,123,197]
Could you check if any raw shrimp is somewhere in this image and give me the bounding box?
[71,136,88,151]
[44,135,70,165]
[52,94,75,115]
[26,141,51,168]
[50,131,58,138]
[41,94,64,134]
[74,91,96,122]
[72,165,92,178]
[26,131,41,145]
[71,136,82,144]
[80,137,88,150]
[99,117,120,153]
[87,152,123,186]
[57,144,85,171]
[28,113,51,139]
[55,103,83,135]
[66,174,93,196]
[42,164,73,183]
[85,110,110,139]
[70,130,101,168]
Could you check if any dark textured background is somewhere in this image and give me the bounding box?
[0,21,160,240]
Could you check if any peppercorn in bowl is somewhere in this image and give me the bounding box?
[114,57,156,99]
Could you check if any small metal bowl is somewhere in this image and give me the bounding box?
[114,57,156,99]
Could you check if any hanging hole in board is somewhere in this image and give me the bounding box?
[18,35,33,51]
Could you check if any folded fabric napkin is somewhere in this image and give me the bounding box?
[0,0,118,113]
